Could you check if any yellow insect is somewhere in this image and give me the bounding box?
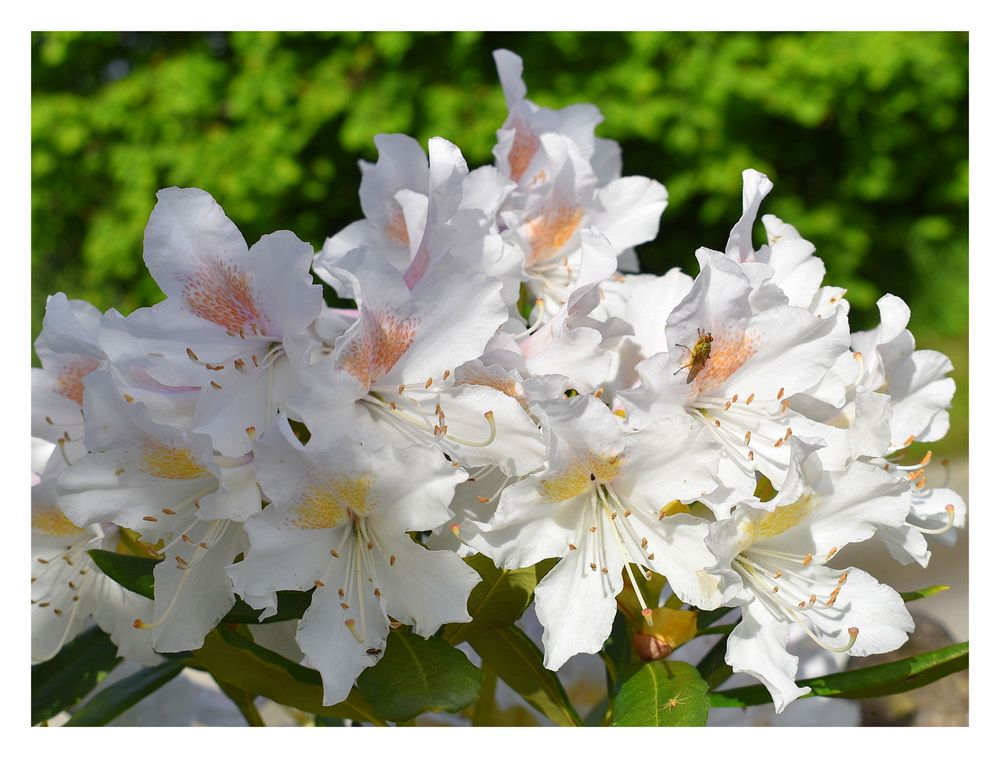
[674,329,713,384]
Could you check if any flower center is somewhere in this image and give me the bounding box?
[292,476,375,530]
[140,440,209,480]
[32,504,86,537]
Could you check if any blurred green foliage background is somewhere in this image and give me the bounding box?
[31,31,968,453]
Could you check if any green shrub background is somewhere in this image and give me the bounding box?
[31,31,968,453]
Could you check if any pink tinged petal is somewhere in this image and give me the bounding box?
[534,514,625,671]
[464,480,583,570]
[298,567,390,707]
[359,134,429,229]
[726,597,810,714]
[713,304,850,404]
[143,520,247,653]
[31,367,89,454]
[387,257,507,387]
[143,188,278,335]
[590,176,668,254]
[664,250,755,378]
[370,532,480,636]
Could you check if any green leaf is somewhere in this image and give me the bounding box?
[696,606,736,630]
[601,611,641,692]
[471,667,498,726]
[192,625,383,724]
[900,584,950,603]
[695,631,734,690]
[210,674,265,726]
[611,660,711,726]
[87,548,313,624]
[442,555,553,645]
[710,641,969,707]
[357,627,483,722]
[468,624,581,726]
[87,549,158,599]
[32,626,121,725]
[222,591,316,624]
[65,657,189,726]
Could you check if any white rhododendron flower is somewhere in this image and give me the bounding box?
[297,247,544,474]
[228,423,479,705]
[701,442,914,712]
[466,395,738,670]
[621,249,849,515]
[32,450,159,665]
[101,187,324,456]
[57,372,257,652]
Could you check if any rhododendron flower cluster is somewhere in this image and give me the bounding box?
[32,49,965,721]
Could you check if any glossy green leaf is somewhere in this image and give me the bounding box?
[87,548,312,623]
[900,584,950,603]
[469,624,581,726]
[601,611,641,692]
[65,657,188,726]
[611,660,711,726]
[471,668,498,726]
[357,627,483,723]
[87,549,158,599]
[710,641,969,707]
[695,631,735,690]
[222,591,315,624]
[32,626,121,725]
[192,626,383,724]
[442,555,553,645]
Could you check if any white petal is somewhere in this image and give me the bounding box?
[533,514,624,671]
[297,550,390,706]
[591,176,668,253]
[464,479,581,569]
[726,597,810,713]
[801,565,913,657]
[371,531,480,636]
[147,520,246,652]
